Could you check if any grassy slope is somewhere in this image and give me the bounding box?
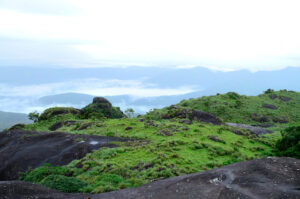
[19,90,300,193]
[22,114,273,193]
[146,90,300,125]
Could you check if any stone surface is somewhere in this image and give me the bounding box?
[225,123,273,135]
[1,157,299,199]
[0,130,126,180]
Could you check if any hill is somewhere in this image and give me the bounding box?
[0,111,32,131]
[146,90,300,125]
[1,93,299,195]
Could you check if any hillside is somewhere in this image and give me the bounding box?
[0,111,32,131]
[1,92,299,195]
[146,90,300,125]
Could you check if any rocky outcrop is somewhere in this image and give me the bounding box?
[162,106,221,125]
[0,130,126,180]
[81,97,125,119]
[262,104,277,110]
[225,123,272,135]
[1,157,299,199]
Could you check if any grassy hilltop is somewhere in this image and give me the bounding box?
[13,90,300,193]
[146,89,300,125]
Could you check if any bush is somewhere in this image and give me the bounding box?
[276,126,300,158]
[264,89,274,94]
[20,164,66,183]
[41,175,88,192]
[28,111,39,122]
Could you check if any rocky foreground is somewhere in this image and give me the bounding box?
[0,157,299,199]
[0,130,127,180]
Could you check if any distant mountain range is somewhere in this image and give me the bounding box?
[0,66,299,114]
[0,111,32,131]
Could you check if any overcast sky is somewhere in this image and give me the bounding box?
[0,0,300,71]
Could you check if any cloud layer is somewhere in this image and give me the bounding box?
[0,0,300,71]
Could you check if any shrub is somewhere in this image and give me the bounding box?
[28,111,39,122]
[276,126,300,158]
[41,174,88,192]
[20,164,66,183]
[264,89,274,94]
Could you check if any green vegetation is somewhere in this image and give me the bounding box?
[276,125,300,158]
[28,111,40,122]
[146,90,300,125]
[18,91,299,193]
[39,107,81,121]
[81,97,124,119]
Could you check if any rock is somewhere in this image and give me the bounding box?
[231,129,244,136]
[269,94,277,100]
[279,96,291,102]
[157,129,173,136]
[179,119,193,125]
[1,157,299,199]
[250,113,269,123]
[81,97,124,119]
[138,118,145,122]
[251,124,275,128]
[49,121,64,131]
[0,130,126,180]
[75,123,92,130]
[144,120,158,127]
[189,110,221,125]
[262,104,277,110]
[273,117,289,123]
[92,97,111,104]
[162,106,221,125]
[208,135,225,143]
[225,123,272,135]
[125,126,133,131]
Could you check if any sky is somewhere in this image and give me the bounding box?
[0,0,300,71]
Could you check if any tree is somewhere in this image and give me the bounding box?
[125,108,135,118]
[28,111,39,122]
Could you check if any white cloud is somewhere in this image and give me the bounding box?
[0,78,194,97]
[0,0,300,71]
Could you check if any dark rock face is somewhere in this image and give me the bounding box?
[162,106,221,125]
[250,113,269,123]
[225,123,272,135]
[269,94,277,100]
[92,97,111,105]
[1,157,299,199]
[279,96,291,102]
[75,123,92,130]
[189,110,221,125]
[262,104,277,110]
[125,126,133,131]
[0,130,126,180]
[273,117,289,123]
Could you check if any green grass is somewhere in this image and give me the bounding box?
[146,90,300,125]
[20,89,300,193]
[22,115,274,193]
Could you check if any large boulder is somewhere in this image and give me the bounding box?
[162,106,221,125]
[0,130,126,180]
[1,157,299,199]
[225,123,273,135]
[81,97,124,119]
